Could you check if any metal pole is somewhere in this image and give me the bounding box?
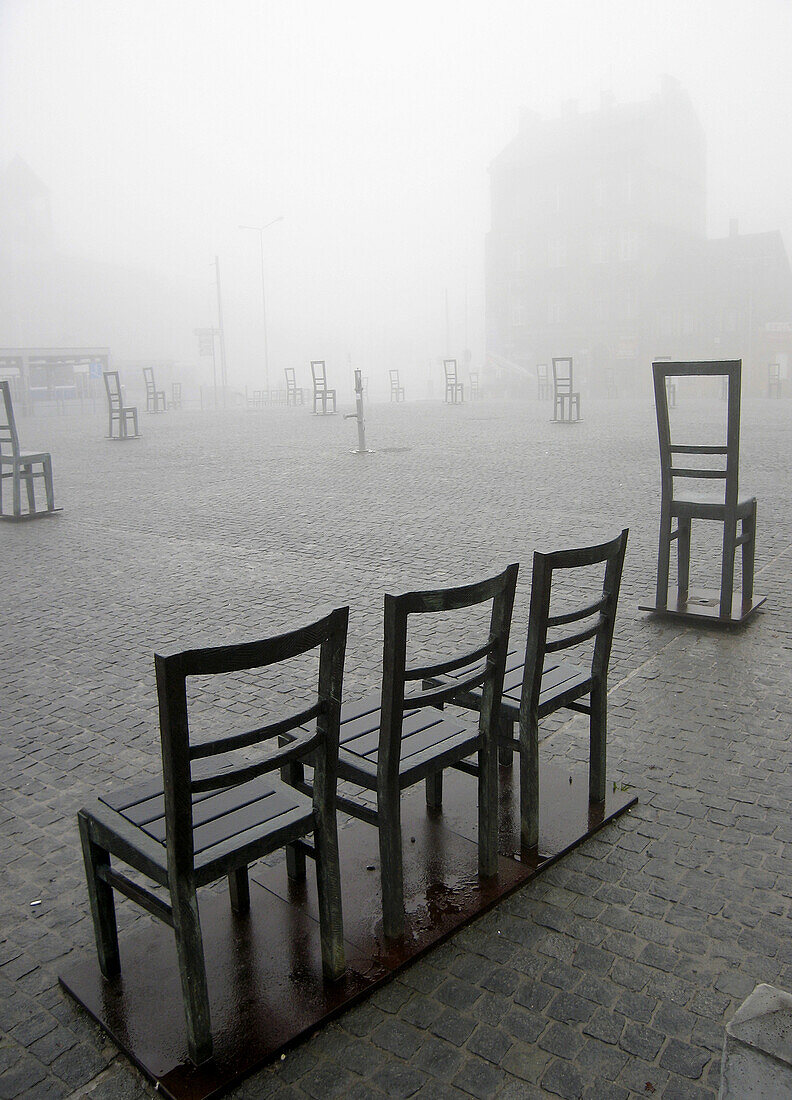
[215,255,227,409]
[344,368,371,453]
[211,329,218,410]
[258,229,269,399]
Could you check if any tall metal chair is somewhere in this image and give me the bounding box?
[103,372,139,439]
[170,382,182,409]
[0,381,57,520]
[443,359,464,403]
[551,357,581,421]
[143,367,167,412]
[330,565,518,940]
[77,607,349,1064]
[469,371,480,399]
[648,359,762,623]
[768,363,781,398]
[310,361,337,414]
[389,370,405,402]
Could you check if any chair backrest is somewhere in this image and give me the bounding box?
[521,530,628,714]
[311,361,327,389]
[143,366,156,394]
[537,363,548,383]
[769,363,780,383]
[390,370,400,386]
[172,382,181,400]
[154,606,349,879]
[443,359,458,385]
[377,564,519,787]
[652,359,741,508]
[285,368,297,391]
[0,380,20,458]
[103,371,123,411]
[552,357,573,393]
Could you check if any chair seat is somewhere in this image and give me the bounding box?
[427,650,592,724]
[670,492,755,518]
[0,450,50,465]
[337,693,478,789]
[88,770,314,886]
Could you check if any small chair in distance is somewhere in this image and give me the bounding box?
[311,361,337,414]
[77,607,349,1065]
[551,357,581,422]
[389,370,405,402]
[170,382,182,409]
[143,367,167,413]
[536,363,550,400]
[285,367,304,406]
[0,380,58,521]
[469,371,480,399]
[641,359,764,624]
[443,359,464,403]
[103,371,139,440]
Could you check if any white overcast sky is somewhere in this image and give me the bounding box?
[1,0,791,378]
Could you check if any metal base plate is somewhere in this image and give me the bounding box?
[0,507,62,522]
[60,764,636,1100]
[639,586,766,624]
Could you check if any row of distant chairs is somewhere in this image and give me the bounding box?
[77,528,629,1064]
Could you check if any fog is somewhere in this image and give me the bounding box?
[2,0,791,394]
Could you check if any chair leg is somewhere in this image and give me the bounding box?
[519,712,540,853]
[228,866,250,913]
[171,884,213,1065]
[498,717,515,766]
[589,685,607,804]
[477,734,498,879]
[23,463,36,512]
[313,815,346,981]
[742,505,756,604]
[425,770,442,809]
[655,504,673,609]
[43,457,55,512]
[78,814,120,978]
[377,788,405,940]
[677,517,691,601]
[719,518,737,619]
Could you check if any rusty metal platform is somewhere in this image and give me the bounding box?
[60,763,636,1100]
[639,585,766,625]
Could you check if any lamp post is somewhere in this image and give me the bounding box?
[240,217,283,398]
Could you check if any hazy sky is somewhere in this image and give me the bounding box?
[2,0,791,384]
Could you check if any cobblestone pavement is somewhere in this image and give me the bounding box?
[1,392,790,1099]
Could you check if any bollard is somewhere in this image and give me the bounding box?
[344,369,373,453]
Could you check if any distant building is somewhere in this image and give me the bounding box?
[486,78,792,395]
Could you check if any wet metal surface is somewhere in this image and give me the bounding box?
[60,763,635,1100]
[639,585,767,624]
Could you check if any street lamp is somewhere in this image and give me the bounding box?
[239,217,284,397]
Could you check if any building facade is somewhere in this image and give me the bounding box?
[486,78,792,395]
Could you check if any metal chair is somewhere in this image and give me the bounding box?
[170,382,182,409]
[552,357,581,421]
[311,361,337,414]
[443,359,464,403]
[77,607,349,1065]
[143,367,167,412]
[0,380,57,520]
[103,372,139,439]
[651,359,759,622]
[768,363,781,398]
[389,370,405,402]
[427,532,627,854]
[537,363,550,400]
[285,368,304,406]
[331,565,518,940]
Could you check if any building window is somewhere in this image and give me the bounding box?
[510,299,527,327]
[547,293,564,324]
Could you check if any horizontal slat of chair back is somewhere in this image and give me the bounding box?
[544,615,606,653]
[311,361,327,384]
[189,701,325,761]
[190,728,322,794]
[393,567,518,617]
[156,608,347,678]
[405,639,492,682]
[671,467,727,480]
[547,596,607,627]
